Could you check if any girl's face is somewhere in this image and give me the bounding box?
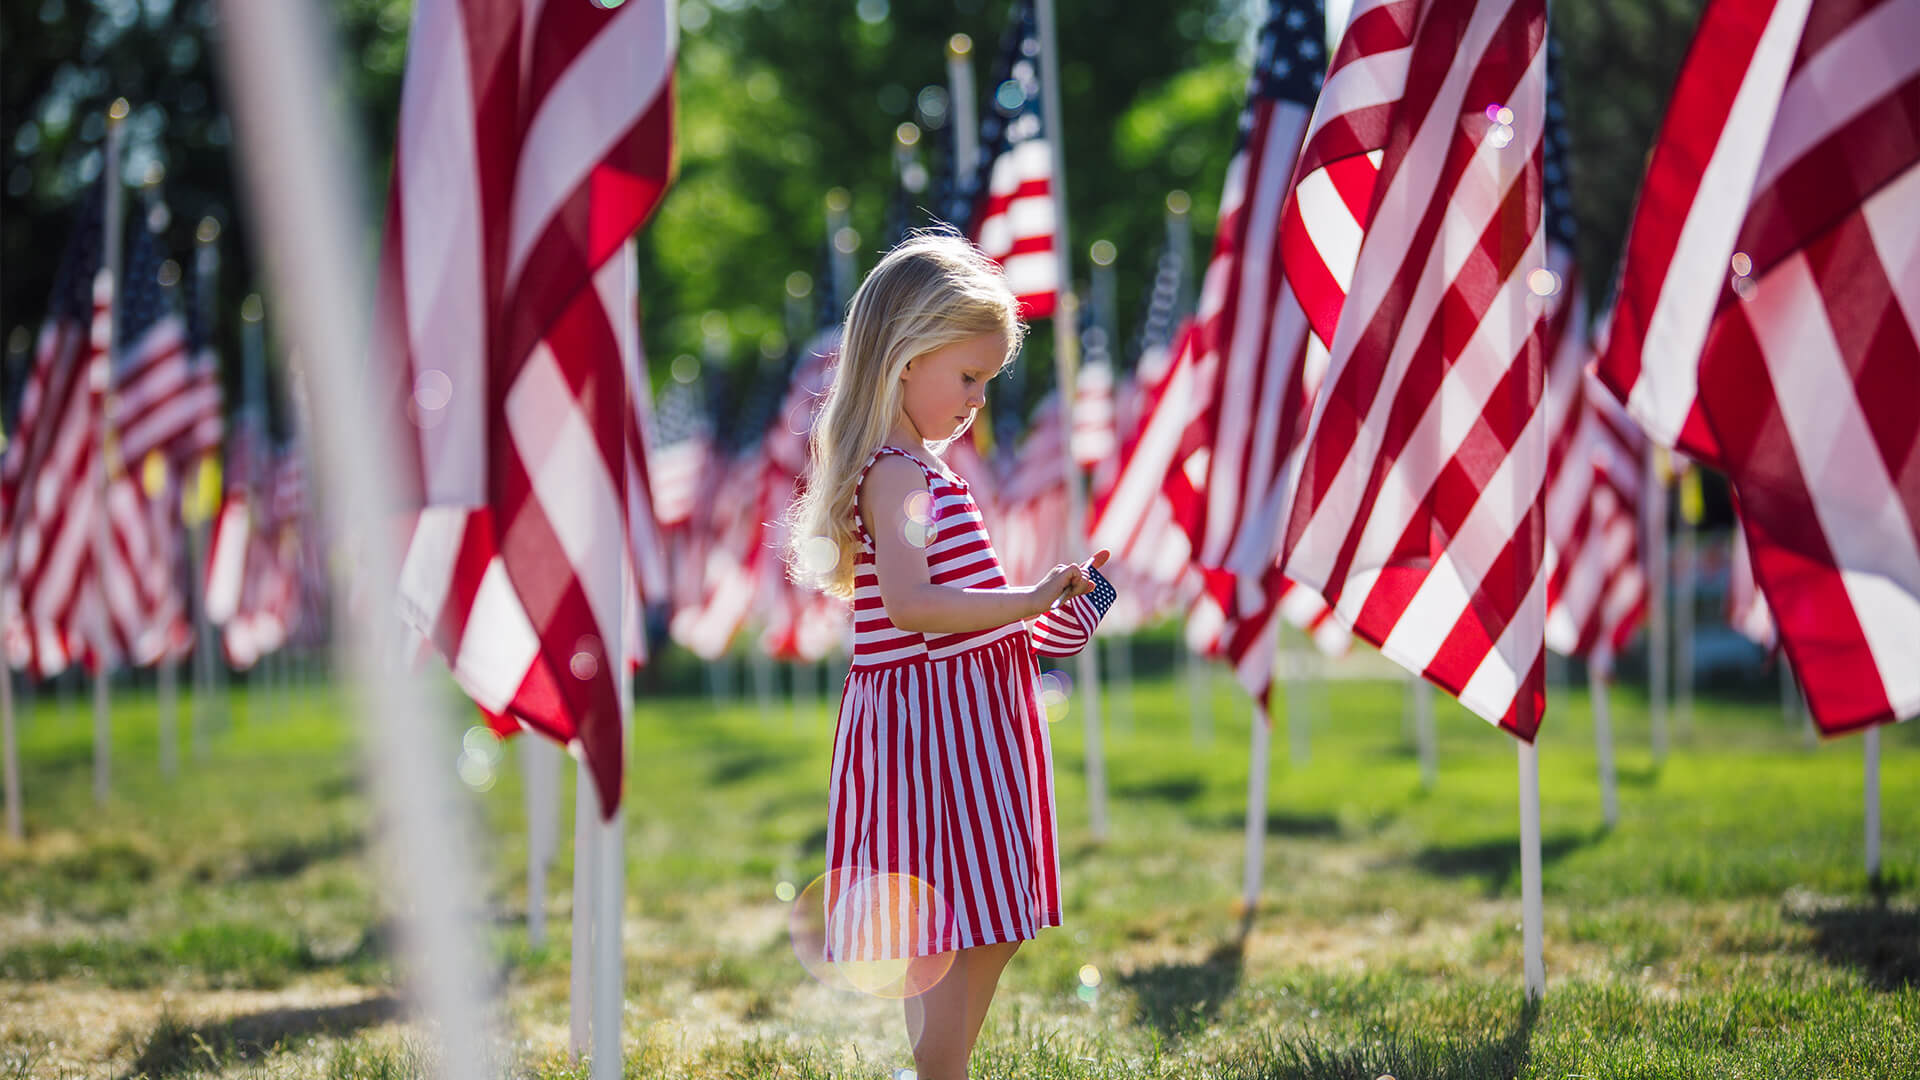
[897,331,1009,443]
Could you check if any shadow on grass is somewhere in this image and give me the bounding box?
[1118,936,1246,1039]
[1404,828,1601,895]
[120,995,401,1079]
[234,827,363,882]
[1791,898,1920,991]
[1223,997,1539,1080]
[1116,775,1208,804]
[708,749,785,786]
[1204,810,1342,838]
[1616,762,1662,788]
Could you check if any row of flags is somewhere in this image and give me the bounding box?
[1,179,318,683]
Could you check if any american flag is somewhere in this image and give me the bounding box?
[1595,0,1918,734]
[111,212,198,471]
[380,0,674,817]
[646,373,711,530]
[1726,524,1777,651]
[1536,45,1648,672]
[1,185,108,679]
[1277,0,1551,737]
[1091,0,1347,709]
[965,0,1058,319]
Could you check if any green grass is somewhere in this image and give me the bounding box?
[1,648,1915,1078]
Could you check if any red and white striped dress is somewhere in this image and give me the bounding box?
[825,445,1103,961]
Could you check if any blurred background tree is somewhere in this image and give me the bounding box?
[4,0,1711,426]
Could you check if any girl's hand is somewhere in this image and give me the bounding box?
[1033,549,1111,613]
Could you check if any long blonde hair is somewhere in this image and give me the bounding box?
[785,232,1024,598]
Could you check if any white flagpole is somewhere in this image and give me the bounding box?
[190,218,223,757]
[1034,0,1107,843]
[1413,675,1436,791]
[1517,739,1544,1000]
[213,1,498,1071]
[1865,726,1881,881]
[947,34,978,181]
[524,737,558,948]
[569,756,596,1060]
[1241,707,1271,916]
[94,100,129,809]
[590,559,631,1080]
[1589,660,1618,829]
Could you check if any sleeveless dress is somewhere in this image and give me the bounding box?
[823,446,1109,961]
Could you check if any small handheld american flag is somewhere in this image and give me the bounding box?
[1082,564,1117,621]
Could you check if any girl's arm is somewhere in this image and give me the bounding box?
[862,454,1084,634]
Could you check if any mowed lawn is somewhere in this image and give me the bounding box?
[1,652,1916,1079]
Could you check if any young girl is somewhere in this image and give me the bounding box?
[786,233,1112,1079]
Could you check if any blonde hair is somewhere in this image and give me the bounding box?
[785,232,1024,598]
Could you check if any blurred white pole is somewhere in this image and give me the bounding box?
[591,573,631,1080]
[1185,643,1211,746]
[94,102,128,809]
[946,34,978,181]
[524,737,559,948]
[1645,451,1669,764]
[190,220,223,756]
[1518,739,1544,1000]
[570,759,595,1060]
[1241,709,1270,914]
[213,2,496,1074]
[1865,726,1881,880]
[1589,661,1618,829]
[1413,676,1436,791]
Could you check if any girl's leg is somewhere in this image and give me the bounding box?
[901,941,1023,1080]
[902,950,969,1080]
[959,940,1021,1056]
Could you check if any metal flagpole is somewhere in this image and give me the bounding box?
[1518,739,1545,1000]
[1034,0,1107,843]
[214,1,499,1071]
[93,100,130,809]
[1590,660,1619,828]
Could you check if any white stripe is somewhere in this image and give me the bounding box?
[1290,38,1545,589]
[399,0,488,506]
[1747,238,1920,719]
[1628,0,1812,445]
[1752,0,1920,197]
[1304,43,1414,150]
[1293,165,1365,295]
[999,252,1058,299]
[506,0,673,286]
[505,342,625,645]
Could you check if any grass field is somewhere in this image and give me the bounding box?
[1,652,1915,1079]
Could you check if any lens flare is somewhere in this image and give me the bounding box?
[1487,123,1515,149]
[789,868,956,999]
[799,536,841,576]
